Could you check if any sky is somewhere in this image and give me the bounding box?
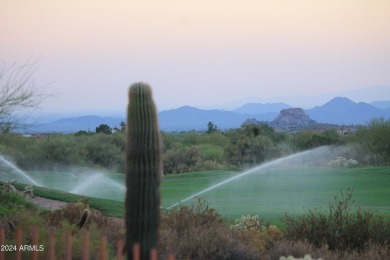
[1,0,390,115]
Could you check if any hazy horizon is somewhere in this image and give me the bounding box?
[2,1,390,115]
[28,86,390,120]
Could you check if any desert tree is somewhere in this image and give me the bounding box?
[0,58,47,132]
[95,123,112,134]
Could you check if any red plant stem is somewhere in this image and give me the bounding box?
[32,227,39,260]
[133,243,140,260]
[150,248,158,260]
[0,228,4,260]
[116,238,123,260]
[48,231,56,260]
[15,227,22,260]
[100,236,107,260]
[65,231,72,260]
[82,232,90,260]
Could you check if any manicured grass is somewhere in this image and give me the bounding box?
[161,170,237,206]
[1,182,125,217]
[161,167,390,226]
[2,166,390,225]
[29,184,125,217]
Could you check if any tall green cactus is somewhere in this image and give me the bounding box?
[125,82,162,260]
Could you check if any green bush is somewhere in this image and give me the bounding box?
[282,190,390,252]
[0,186,37,217]
[294,129,342,151]
[84,134,124,171]
[224,134,274,166]
[353,118,390,165]
[163,146,201,174]
[197,144,224,163]
[0,132,125,172]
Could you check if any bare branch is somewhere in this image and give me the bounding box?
[0,58,49,132]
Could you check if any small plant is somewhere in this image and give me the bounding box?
[76,208,90,230]
[329,156,358,168]
[2,180,17,194]
[0,185,37,217]
[231,214,265,231]
[23,185,35,198]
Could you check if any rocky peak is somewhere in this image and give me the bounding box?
[272,108,316,127]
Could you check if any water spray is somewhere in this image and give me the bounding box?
[167,146,330,209]
[0,154,41,186]
[70,172,125,195]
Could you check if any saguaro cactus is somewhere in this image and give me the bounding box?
[125,82,162,260]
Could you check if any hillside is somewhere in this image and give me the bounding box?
[29,116,124,133]
[307,97,389,124]
[24,97,390,133]
[234,102,290,114]
[158,106,277,131]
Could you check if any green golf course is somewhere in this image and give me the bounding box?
[2,166,390,225]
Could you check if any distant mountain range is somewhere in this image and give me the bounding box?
[233,102,291,114]
[25,97,390,133]
[29,116,124,133]
[307,97,389,125]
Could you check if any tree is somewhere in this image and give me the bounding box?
[0,58,47,132]
[95,124,112,134]
[206,121,219,134]
[119,121,126,131]
[241,119,274,137]
[225,133,274,166]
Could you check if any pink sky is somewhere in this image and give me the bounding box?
[1,1,390,114]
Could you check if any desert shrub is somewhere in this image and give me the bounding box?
[230,214,281,256]
[42,202,89,227]
[84,134,124,171]
[42,202,124,242]
[224,133,275,166]
[266,239,329,260]
[231,214,268,231]
[329,156,359,168]
[282,190,390,252]
[1,201,122,259]
[338,242,390,260]
[163,146,201,174]
[223,121,287,168]
[197,143,225,163]
[159,199,260,259]
[0,199,123,258]
[0,186,37,217]
[198,159,225,171]
[0,132,125,172]
[294,129,342,151]
[353,117,390,165]
[203,131,229,147]
[44,204,123,259]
